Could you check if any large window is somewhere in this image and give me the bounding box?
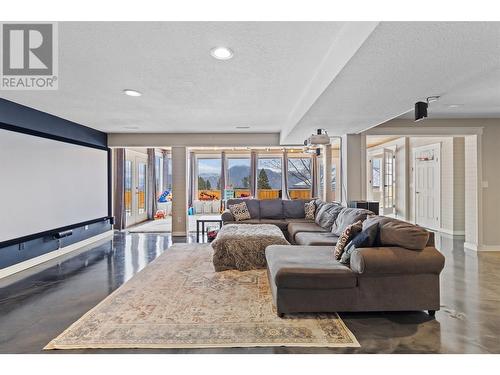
[287,157,312,199]
[257,157,282,199]
[165,153,172,191]
[155,154,163,196]
[125,160,132,216]
[227,158,251,190]
[372,158,381,188]
[197,158,221,200]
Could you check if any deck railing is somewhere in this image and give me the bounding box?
[196,189,313,201]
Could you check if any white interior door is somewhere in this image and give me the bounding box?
[414,144,440,230]
[125,151,148,226]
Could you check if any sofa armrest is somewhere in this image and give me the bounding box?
[221,209,234,222]
[350,246,445,275]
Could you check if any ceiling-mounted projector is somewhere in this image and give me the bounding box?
[304,129,330,146]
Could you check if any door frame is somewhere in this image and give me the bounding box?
[367,145,396,216]
[381,147,396,216]
[412,142,441,231]
[125,149,149,227]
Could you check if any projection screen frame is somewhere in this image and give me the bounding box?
[0,122,112,249]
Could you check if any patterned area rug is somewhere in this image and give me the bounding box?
[45,244,359,349]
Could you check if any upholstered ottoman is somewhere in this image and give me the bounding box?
[211,224,290,271]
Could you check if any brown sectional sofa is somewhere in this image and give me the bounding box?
[222,198,445,317]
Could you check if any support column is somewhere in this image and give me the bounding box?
[322,144,333,202]
[464,135,480,250]
[171,146,188,237]
[341,134,366,205]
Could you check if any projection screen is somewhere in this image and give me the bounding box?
[0,129,109,244]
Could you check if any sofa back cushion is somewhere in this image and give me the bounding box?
[314,198,326,212]
[331,208,373,236]
[362,215,430,250]
[283,199,309,219]
[226,199,260,219]
[260,199,284,219]
[314,203,344,231]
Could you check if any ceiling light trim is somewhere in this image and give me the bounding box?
[210,47,234,60]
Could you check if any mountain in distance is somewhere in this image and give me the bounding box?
[199,165,310,190]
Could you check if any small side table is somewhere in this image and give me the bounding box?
[196,215,223,243]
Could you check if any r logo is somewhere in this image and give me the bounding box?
[2,23,53,76]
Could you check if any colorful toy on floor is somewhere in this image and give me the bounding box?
[158,190,172,203]
[154,210,166,220]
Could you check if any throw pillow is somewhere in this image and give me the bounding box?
[315,203,344,231]
[334,220,363,260]
[339,223,378,264]
[331,208,373,236]
[228,202,251,221]
[305,201,316,220]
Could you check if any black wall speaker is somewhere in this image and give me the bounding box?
[415,101,428,122]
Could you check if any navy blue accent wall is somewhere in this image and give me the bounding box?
[0,220,112,269]
[0,98,107,148]
[0,98,111,270]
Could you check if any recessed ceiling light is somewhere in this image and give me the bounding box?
[236,126,250,129]
[448,104,463,108]
[123,89,142,97]
[124,126,139,130]
[210,47,233,60]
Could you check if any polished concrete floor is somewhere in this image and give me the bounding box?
[0,232,499,354]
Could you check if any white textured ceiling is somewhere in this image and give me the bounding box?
[0,22,348,134]
[284,22,500,143]
[1,22,499,144]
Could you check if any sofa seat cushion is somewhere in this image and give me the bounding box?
[350,246,445,275]
[259,219,288,231]
[286,218,315,223]
[295,232,339,246]
[265,245,357,289]
[287,222,328,242]
[223,219,262,225]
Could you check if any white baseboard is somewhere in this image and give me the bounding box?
[438,228,465,236]
[464,242,500,252]
[464,242,478,251]
[0,230,114,280]
[477,245,500,252]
